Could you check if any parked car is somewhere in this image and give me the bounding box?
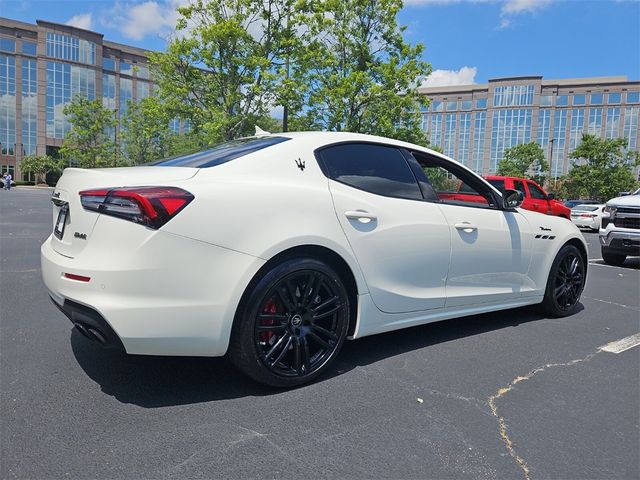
[599,188,640,265]
[570,204,604,231]
[484,176,571,219]
[564,199,600,209]
[41,132,588,387]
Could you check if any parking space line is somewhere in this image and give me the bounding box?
[599,333,640,354]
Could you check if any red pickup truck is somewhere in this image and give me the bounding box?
[484,176,571,219]
[438,175,570,219]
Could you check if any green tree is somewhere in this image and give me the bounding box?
[497,142,549,184]
[149,0,303,143]
[560,134,639,201]
[120,97,173,165]
[60,96,118,168]
[19,154,62,184]
[296,0,431,145]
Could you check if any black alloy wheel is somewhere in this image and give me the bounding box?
[540,244,586,317]
[230,258,350,387]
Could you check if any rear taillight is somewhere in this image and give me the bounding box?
[79,186,194,229]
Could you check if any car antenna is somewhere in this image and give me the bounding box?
[255,126,271,137]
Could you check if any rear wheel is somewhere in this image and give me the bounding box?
[540,245,586,317]
[601,250,626,266]
[229,257,350,387]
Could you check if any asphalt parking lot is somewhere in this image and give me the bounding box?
[1,187,639,480]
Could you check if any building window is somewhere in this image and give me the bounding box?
[443,113,457,158]
[0,38,16,53]
[430,113,442,148]
[607,92,621,104]
[556,95,568,107]
[573,94,586,106]
[446,101,457,111]
[460,100,472,111]
[588,108,603,136]
[475,98,487,109]
[623,107,639,150]
[46,33,95,65]
[22,41,37,56]
[0,54,16,155]
[539,95,553,107]
[46,61,96,138]
[569,109,585,152]
[605,107,621,138]
[490,109,532,170]
[421,114,429,132]
[120,61,134,76]
[552,110,567,178]
[169,118,180,133]
[136,65,150,80]
[103,57,116,71]
[22,58,37,156]
[102,73,116,110]
[136,81,150,101]
[537,108,552,151]
[120,78,133,116]
[458,112,471,166]
[431,100,443,112]
[493,85,534,107]
[627,92,640,104]
[590,92,603,105]
[472,111,486,173]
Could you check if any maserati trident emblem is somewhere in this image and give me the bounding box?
[295,158,305,171]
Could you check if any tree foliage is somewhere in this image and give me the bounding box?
[60,96,119,168]
[497,142,548,184]
[120,97,174,165]
[19,154,62,183]
[560,134,639,201]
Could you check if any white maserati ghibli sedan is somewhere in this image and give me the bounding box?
[42,131,587,386]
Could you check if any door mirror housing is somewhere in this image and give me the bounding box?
[503,189,524,209]
[546,193,555,200]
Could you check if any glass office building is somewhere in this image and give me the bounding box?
[419,76,640,178]
[0,17,193,180]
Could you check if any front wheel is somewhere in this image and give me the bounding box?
[539,244,586,317]
[601,250,626,266]
[229,257,350,387]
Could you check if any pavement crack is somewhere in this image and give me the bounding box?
[487,351,599,480]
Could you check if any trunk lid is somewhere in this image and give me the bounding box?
[50,166,199,258]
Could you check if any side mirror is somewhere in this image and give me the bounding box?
[503,189,524,209]
[547,193,555,200]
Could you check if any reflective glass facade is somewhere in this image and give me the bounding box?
[457,112,471,166]
[605,107,621,139]
[0,54,16,155]
[46,61,95,138]
[102,73,116,110]
[472,111,486,173]
[46,33,95,65]
[588,108,603,136]
[490,109,532,170]
[493,85,534,107]
[22,58,37,155]
[624,107,639,150]
[136,81,150,101]
[552,110,567,178]
[537,109,552,150]
[443,113,456,158]
[119,77,132,115]
[569,108,585,152]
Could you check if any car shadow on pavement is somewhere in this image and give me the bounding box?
[71,304,579,408]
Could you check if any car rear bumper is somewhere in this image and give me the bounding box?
[41,224,265,356]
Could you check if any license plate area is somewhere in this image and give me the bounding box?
[54,205,68,240]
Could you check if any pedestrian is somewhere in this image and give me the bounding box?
[3,172,11,190]
[1,173,5,190]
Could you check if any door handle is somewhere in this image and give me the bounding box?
[454,222,477,232]
[345,210,377,224]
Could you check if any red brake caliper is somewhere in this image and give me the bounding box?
[260,298,278,344]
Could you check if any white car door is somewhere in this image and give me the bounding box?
[316,143,451,314]
[407,151,534,308]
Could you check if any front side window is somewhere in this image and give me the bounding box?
[409,152,497,208]
[527,182,547,199]
[317,143,422,200]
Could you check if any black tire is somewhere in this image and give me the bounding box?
[601,250,626,266]
[539,244,586,317]
[229,257,350,387]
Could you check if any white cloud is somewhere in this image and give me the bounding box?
[501,0,553,15]
[103,1,189,41]
[421,66,477,87]
[65,13,93,30]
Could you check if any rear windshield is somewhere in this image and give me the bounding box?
[487,179,505,192]
[572,205,599,211]
[152,136,290,168]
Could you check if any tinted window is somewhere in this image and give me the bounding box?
[487,179,505,192]
[513,180,526,196]
[154,136,290,168]
[318,144,422,200]
[528,182,547,199]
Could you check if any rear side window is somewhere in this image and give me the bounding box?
[152,136,290,168]
[316,143,422,200]
[513,180,526,196]
[527,182,547,199]
[487,179,505,192]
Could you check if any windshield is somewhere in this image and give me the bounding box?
[152,136,290,168]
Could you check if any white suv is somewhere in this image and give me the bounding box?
[599,188,640,265]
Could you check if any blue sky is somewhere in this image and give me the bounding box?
[1,0,638,86]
